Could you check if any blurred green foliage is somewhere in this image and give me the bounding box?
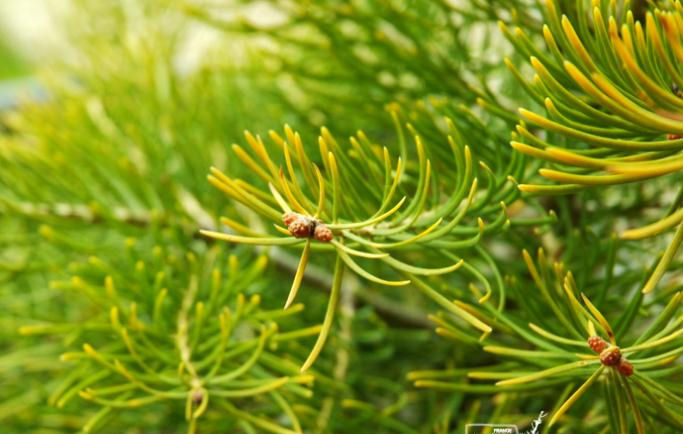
[0,34,27,79]
[0,0,681,433]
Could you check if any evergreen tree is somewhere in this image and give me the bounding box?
[1,1,681,433]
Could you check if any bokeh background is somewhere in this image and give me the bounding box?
[2,2,680,433]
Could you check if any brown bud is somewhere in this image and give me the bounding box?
[313,223,333,242]
[600,346,622,366]
[282,212,299,227]
[587,336,608,354]
[667,133,682,140]
[617,359,634,377]
[288,217,314,238]
[673,84,683,98]
[192,389,204,405]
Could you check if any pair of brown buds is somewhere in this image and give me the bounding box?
[282,212,333,242]
[587,336,633,377]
